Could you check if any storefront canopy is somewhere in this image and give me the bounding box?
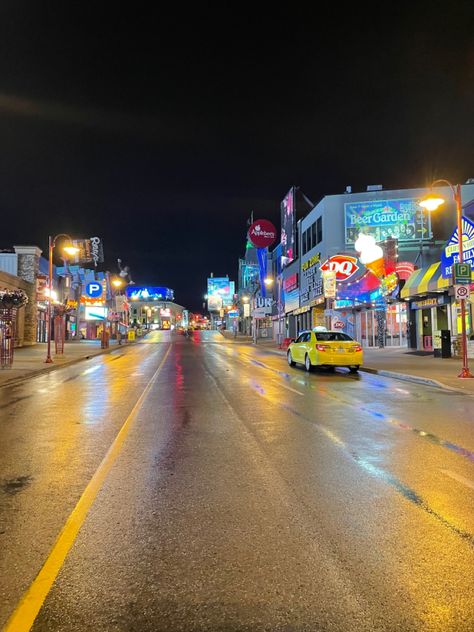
[401,262,474,299]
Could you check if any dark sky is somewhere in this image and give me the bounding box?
[1,3,473,310]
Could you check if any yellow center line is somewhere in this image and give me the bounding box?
[2,344,171,632]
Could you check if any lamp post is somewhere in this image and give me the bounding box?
[420,180,473,378]
[45,234,79,363]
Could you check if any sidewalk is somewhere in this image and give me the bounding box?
[222,331,474,394]
[0,340,125,388]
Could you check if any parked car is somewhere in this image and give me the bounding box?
[287,330,363,373]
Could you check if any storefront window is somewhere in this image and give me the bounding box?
[357,304,408,348]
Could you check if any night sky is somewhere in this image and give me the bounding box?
[1,3,473,310]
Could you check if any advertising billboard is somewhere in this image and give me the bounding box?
[125,286,174,301]
[85,306,108,321]
[344,198,430,244]
[207,277,234,307]
[69,237,104,267]
[281,187,295,265]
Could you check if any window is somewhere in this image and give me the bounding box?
[315,332,353,342]
[317,217,322,243]
[311,222,317,248]
[302,230,307,255]
[295,333,307,343]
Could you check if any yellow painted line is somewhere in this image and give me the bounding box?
[2,344,171,632]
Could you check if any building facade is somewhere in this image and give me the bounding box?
[275,182,474,351]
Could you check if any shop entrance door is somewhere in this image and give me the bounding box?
[358,305,408,348]
[385,303,408,347]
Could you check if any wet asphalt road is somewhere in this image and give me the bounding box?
[1,331,474,632]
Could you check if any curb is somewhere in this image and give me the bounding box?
[0,343,135,390]
[359,366,467,394]
[252,343,466,393]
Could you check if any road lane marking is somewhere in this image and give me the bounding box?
[206,355,474,549]
[2,344,171,632]
[212,346,474,466]
[441,469,474,491]
[275,381,304,396]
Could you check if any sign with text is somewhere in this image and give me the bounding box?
[247,219,277,249]
[70,237,104,267]
[344,198,429,244]
[320,255,359,282]
[454,262,471,284]
[322,270,336,298]
[441,216,474,278]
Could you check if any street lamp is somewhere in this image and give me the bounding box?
[419,179,473,378]
[112,277,124,289]
[45,234,79,363]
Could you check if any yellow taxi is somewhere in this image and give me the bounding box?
[287,329,363,373]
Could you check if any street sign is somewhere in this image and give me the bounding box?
[85,282,103,298]
[453,262,471,284]
[454,284,470,301]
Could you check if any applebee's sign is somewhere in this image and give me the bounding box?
[320,255,359,282]
[248,219,277,249]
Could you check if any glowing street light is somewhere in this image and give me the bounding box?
[419,194,446,213]
[420,180,473,378]
[45,235,79,364]
[112,277,124,288]
[264,276,274,287]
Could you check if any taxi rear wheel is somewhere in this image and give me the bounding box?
[349,366,360,373]
[304,354,313,372]
[287,350,295,367]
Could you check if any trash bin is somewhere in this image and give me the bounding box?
[441,329,451,358]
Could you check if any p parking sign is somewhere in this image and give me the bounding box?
[85,282,103,298]
[453,262,471,285]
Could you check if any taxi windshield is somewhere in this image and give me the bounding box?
[315,332,353,342]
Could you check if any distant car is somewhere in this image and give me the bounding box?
[287,330,363,373]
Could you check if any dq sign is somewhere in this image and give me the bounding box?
[320,255,359,282]
[248,219,277,249]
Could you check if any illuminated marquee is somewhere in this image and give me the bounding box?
[126,286,174,301]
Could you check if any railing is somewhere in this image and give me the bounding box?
[0,308,16,369]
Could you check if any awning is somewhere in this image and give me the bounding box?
[401,262,474,299]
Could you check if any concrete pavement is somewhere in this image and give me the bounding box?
[0,340,129,388]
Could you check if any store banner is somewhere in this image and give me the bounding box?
[322,270,336,298]
[441,216,474,278]
[70,237,104,267]
[281,187,296,266]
